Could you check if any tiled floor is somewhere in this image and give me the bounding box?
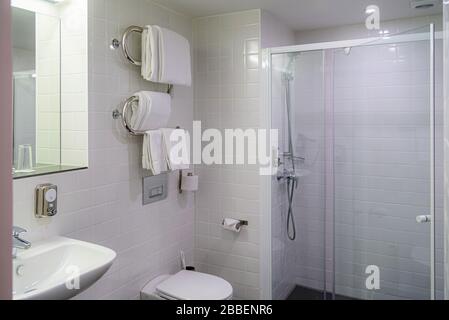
[286,286,356,300]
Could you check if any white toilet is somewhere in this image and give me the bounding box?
[141,270,233,300]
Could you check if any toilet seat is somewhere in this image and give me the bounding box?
[155,270,233,300]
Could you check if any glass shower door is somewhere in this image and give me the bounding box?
[332,25,438,300]
[271,51,327,300]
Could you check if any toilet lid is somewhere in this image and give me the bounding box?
[156,270,233,300]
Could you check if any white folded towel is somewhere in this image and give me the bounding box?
[157,26,192,87]
[142,130,167,175]
[141,25,191,87]
[141,26,159,82]
[128,91,171,132]
[161,128,190,171]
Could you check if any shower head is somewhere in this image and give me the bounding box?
[281,53,297,81]
[282,72,294,82]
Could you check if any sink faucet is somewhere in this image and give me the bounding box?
[13,226,31,251]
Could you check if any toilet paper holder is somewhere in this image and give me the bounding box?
[179,171,198,194]
[221,219,249,228]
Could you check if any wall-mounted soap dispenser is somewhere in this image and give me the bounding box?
[35,184,58,218]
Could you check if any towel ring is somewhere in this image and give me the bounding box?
[113,96,144,136]
[122,26,143,66]
[113,26,173,94]
[112,96,181,136]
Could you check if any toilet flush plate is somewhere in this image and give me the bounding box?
[143,173,168,205]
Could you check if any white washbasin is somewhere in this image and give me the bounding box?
[13,237,116,300]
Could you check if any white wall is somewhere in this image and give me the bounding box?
[35,13,61,165]
[193,10,262,300]
[13,0,194,300]
[59,0,88,167]
[260,9,295,49]
[295,15,443,46]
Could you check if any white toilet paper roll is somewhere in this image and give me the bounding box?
[181,174,199,192]
[222,218,242,233]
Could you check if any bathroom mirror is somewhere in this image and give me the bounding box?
[12,4,88,179]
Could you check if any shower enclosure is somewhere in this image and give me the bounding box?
[263,25,444,300]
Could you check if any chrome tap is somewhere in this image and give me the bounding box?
[13,226,31,250]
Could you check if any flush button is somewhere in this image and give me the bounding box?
[150,186,164,198]
[142,174,168,205]
[45,189,57,202]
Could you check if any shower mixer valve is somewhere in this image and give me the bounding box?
[277,168,299,185]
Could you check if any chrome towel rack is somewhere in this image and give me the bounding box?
[112,96,180,136]
[111,26,173,94]
[111,25,143,66]
[112,96,142,136]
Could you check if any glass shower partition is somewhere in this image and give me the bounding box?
[271,51,327,299]
[332,25,439,300]
[268,24,442,300]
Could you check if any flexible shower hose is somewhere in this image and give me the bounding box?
[287,175,298,241]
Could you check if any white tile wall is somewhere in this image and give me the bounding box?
[193,10,262,300]
[59,0,89,167]
[13,0,194,300]
[35,13,61,165]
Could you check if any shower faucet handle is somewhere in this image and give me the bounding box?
[12,226,27,237]
[416,215,431,223]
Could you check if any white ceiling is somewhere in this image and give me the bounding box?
[153,0,442,31]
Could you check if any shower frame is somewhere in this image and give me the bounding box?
[260,26,442,300]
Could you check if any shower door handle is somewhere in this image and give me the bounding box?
[416,215,432,223]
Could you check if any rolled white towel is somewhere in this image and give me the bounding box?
[128,91,171,132]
